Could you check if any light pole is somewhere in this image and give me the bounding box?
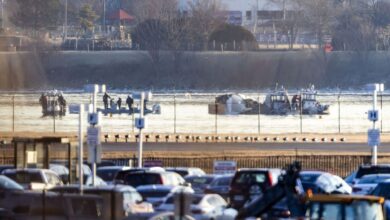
[103,0,106,33]
[64,0,68,41]
[1,0,5,30]
[367,83,384,165]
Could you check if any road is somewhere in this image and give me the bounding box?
[102,142,383,153]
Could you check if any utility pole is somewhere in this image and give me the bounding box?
[1,0,4,30]
[367,83,384,165]
[64,0,68,41]
[103,0,106,33]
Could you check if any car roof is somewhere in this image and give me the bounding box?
[97,166,131,171]
[237,168,281,172]
[3,168,51,173]
[360,174,390,178]
[300,171,327,175]
[185,174,215,179]
[51,184,136,192]
[136,185,176,191]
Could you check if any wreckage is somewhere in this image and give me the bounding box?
[208,85,330,115]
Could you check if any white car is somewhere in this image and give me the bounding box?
[2,168,62,190]
[137,185,194,208]
[352,174,390,195]
[156,193,237,220]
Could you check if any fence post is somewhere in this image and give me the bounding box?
[174,94,177,134]
[12,95,15,133]
[300,91,303,134]
[53,113,56,133]
[381,91,383,133]
[338,94,341,133]
[214,100,218,134]
[258,96,261,134]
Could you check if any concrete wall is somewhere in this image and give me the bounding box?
[1,50,390,90]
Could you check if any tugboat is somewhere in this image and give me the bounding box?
[294,85,330,115]
[38,90,67,117]
[260,86,291,115]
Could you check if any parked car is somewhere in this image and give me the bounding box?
[204,175,233,201]
[50,185,154,220]
[5,192,104,220]
[0,175,23,191]
[83,175,107,186]
[370,179,390,220]
[352,174,390,195]
[3,168,62,190]
[137,185,194,208]
[345,164,390,185]
[0,165,14,174]
[97,166,131,184]
[229,168,282,209]
[185,175,216,194]
[114,170,187,187]
[165,167,206,177]
[156,193,236,220]
[49,163,70,184]
[300,170,327,193]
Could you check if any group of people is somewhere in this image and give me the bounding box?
[103,92,136,114]
[39,93,67,116]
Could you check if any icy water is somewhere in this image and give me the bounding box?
[0,91,389,134]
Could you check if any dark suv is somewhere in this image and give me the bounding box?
[229,168,281,209]
[345,164,390,185]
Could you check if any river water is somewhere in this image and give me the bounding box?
[0,91,388,134]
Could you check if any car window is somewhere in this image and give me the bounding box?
[46,172,61,185]
[371,184,390,199]
[218,177,231,186]
[97,169,118,181]
[5,172,44,184]
[358,176,390,184]
[356,167,390,179]
[139,189,171,199]
[233,172,266,185]
[124,173,162,187]
[0,176,23,190]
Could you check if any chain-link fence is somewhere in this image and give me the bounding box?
[0,92,388,135]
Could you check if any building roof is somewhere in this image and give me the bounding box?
[107,9,134,21]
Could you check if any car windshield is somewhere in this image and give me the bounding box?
[300,174,322,183]
[233,172,267,186]
[309,201,383,220]
[186,176,214,187]
[0,175,23,190]
[124,173,162,187]
[4,172,43,184]
[97,169,119,181]
[356,167,390,179]
[358,175,390,184]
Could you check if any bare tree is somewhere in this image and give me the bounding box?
[186,0,225,50]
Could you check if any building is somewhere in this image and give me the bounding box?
[180,0,294,42]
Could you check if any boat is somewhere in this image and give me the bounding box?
[39,90,67,117]
[259,86,291,115]
[296,85,330,115]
